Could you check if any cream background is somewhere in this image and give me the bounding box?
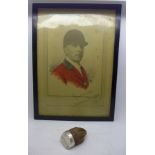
[28,1,126,155]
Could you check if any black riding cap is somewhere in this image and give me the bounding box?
[63,29,88,47]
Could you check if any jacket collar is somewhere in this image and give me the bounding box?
[63,59,74,70]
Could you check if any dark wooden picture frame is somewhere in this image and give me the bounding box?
[32,3,121,121]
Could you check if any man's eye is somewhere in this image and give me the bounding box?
[72,43,78,47]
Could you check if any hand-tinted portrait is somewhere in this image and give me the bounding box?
[36,8,118,118]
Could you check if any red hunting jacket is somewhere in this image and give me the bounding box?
[52,60,89,89]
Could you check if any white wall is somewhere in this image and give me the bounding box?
[28,1,126,155]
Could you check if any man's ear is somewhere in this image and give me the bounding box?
[64,46,69,55]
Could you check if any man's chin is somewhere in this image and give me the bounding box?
[71,57,81,62]
[74,59,81,63]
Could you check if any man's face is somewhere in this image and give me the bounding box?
[64,44,84,63]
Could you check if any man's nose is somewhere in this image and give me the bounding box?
[75,45,82,52]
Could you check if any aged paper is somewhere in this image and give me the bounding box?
[37,9,116,116]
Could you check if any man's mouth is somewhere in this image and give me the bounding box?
[75,53,82,57]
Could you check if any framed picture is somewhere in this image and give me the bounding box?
[32,3,121,121]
